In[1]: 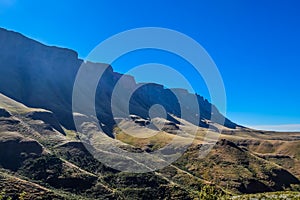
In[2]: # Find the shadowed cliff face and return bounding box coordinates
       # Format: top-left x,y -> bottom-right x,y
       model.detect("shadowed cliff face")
0,28 -> 80,130
0,27 -> 237,136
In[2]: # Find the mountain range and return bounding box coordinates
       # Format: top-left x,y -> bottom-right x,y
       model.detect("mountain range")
0,27 -> 300,199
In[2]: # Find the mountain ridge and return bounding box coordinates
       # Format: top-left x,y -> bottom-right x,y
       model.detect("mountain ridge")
0,27 -> 237,137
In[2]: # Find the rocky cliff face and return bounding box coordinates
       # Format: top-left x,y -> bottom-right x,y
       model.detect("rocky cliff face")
0,27 -> 237,136
0,28 -> 80,130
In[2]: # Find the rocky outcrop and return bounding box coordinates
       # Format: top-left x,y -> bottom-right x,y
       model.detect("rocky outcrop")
0,132 -> 43,170
0,108 -> 11,117
26,110 -> 65,134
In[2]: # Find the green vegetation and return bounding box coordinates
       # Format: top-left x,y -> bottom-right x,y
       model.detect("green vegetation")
18,155 -> 63,182
0,191 -> 27,200
234,191 -> 300,200
198,185 -> 229,200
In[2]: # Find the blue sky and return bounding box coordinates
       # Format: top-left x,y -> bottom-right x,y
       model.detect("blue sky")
1,0 -> 300,131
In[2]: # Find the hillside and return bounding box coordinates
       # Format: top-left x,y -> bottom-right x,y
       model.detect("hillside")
0,93 -> 299,199
0,27 -> 300,199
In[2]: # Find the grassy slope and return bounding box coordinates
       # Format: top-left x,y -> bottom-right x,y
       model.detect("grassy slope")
234,191 -> 300,200
115,120 -> 300,195
0,93 -> 45,114
0,93 -> 300,199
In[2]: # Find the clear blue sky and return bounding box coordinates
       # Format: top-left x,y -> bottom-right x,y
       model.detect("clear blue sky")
1,0 -> 300,131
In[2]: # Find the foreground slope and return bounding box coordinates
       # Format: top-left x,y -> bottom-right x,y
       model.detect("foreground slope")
0,93 -> 300,199
0,93 -> 210,199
